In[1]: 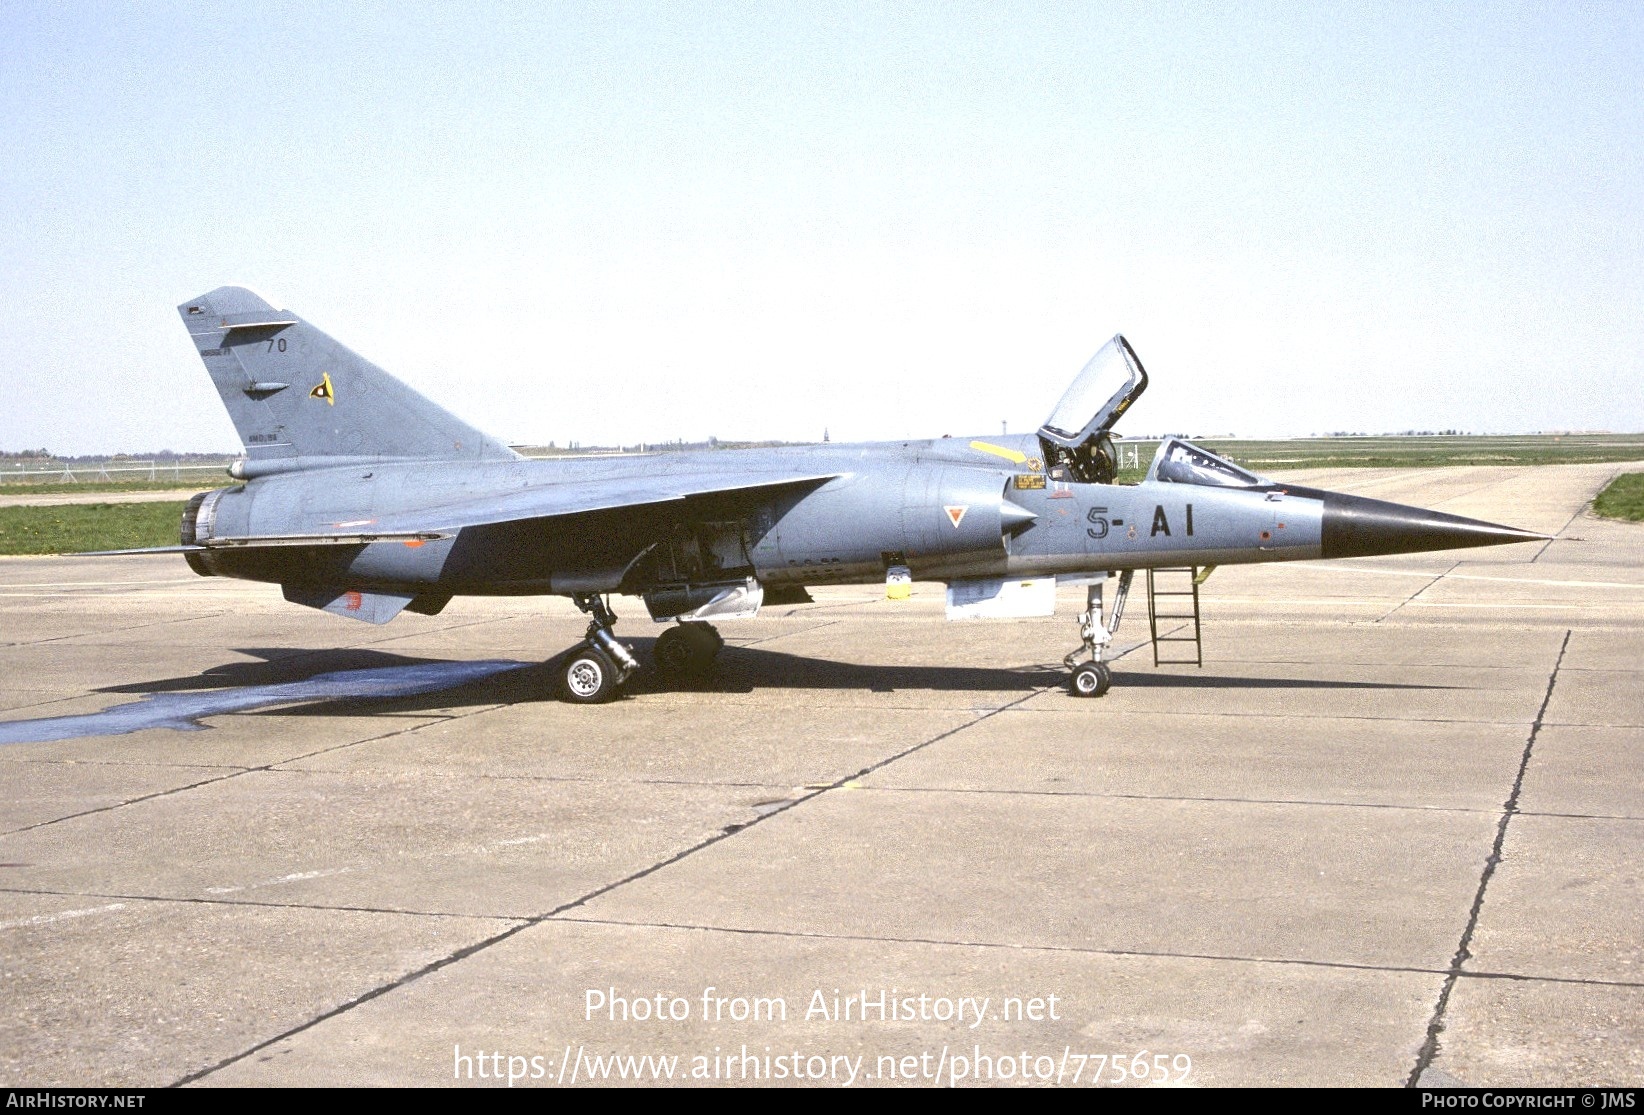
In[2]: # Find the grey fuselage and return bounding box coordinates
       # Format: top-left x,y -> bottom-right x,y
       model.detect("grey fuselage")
183,433 -> 1321,599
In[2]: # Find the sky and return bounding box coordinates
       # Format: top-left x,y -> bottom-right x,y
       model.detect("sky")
1,1 -> 1640,454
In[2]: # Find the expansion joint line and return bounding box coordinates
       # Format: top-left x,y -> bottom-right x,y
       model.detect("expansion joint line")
2,703 -> 491,837
1405,629 -> 1570,1087
169,680 -> 1056,1087
1532,463 -> 1626,563
1375,563 -> 1456,623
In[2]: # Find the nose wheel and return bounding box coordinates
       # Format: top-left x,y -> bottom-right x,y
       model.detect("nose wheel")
1070,661 -> 1113,698
1064,570 -> 1131,698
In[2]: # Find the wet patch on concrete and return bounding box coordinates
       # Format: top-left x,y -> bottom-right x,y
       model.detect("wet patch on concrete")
0,660 -> 528,745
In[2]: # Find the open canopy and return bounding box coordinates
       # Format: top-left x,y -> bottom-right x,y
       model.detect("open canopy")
1038,335 -> 1148,449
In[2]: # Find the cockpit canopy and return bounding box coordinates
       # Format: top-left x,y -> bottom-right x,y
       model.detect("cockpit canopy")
1038,335 -> 1148,449
1146,437 -> 1269,488
1036,335 -> 1149,484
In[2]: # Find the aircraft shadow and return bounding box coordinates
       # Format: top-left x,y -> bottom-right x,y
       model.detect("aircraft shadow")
626,644 -> 1059,697
97,648 -> 470,694
262,643 -> 1060,715
68,642 -> 1455,731
1101,672 -> 1452,691
625,646 -> 1453,696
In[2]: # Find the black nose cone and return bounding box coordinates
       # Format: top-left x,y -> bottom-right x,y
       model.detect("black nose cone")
1321,492 -> 1549,559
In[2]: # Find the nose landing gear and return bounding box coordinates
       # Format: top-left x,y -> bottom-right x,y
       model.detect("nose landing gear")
1064,570 -> 1132,698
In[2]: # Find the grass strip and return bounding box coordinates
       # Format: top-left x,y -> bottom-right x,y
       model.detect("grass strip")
1593,473 -> 1644,522
0,502 -> 187,555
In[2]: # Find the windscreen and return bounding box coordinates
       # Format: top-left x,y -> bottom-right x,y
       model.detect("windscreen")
1039,335 -> 1147,448
1148,438 -> 1265,488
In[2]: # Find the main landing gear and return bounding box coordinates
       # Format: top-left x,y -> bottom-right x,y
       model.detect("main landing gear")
559,596 -> 724,703
1064,570 -> 1132,699
560,595 -> 641,704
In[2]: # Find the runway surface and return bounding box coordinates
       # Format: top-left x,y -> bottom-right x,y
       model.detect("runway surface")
1,462 -> 1639,1087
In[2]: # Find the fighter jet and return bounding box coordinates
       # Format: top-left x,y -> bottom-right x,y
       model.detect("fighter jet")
113,286 -> 1544,702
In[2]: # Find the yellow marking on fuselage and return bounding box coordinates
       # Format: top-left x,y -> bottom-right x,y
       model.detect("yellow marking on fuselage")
969,440 -> 1026,464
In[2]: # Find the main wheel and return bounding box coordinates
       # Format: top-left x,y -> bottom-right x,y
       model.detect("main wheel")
654,623 -> 720,678
1070,661 -> 1112,698
653,625 -> 694,675
681,620 -> 723,652
561,644 -> 620,703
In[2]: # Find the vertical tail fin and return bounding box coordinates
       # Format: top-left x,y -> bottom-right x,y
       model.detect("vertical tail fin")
179,286 -> 518,472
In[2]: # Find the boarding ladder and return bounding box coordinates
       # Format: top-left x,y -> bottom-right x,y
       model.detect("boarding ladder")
1145,566 -> 1209,667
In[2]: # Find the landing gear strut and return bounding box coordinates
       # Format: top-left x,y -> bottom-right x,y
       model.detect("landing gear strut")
1064,570 -> 1132,698
561,594 -> 641,703
653,620 -> 723,679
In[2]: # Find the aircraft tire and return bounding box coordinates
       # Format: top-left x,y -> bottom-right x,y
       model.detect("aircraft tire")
561,644 -> 620,703
1071,661 -> 1110,698
682,620 -> 724,651
655,624 -> 718,678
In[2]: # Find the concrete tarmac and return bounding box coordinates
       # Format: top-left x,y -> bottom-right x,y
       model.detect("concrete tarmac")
1,462 -> 1640,1088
